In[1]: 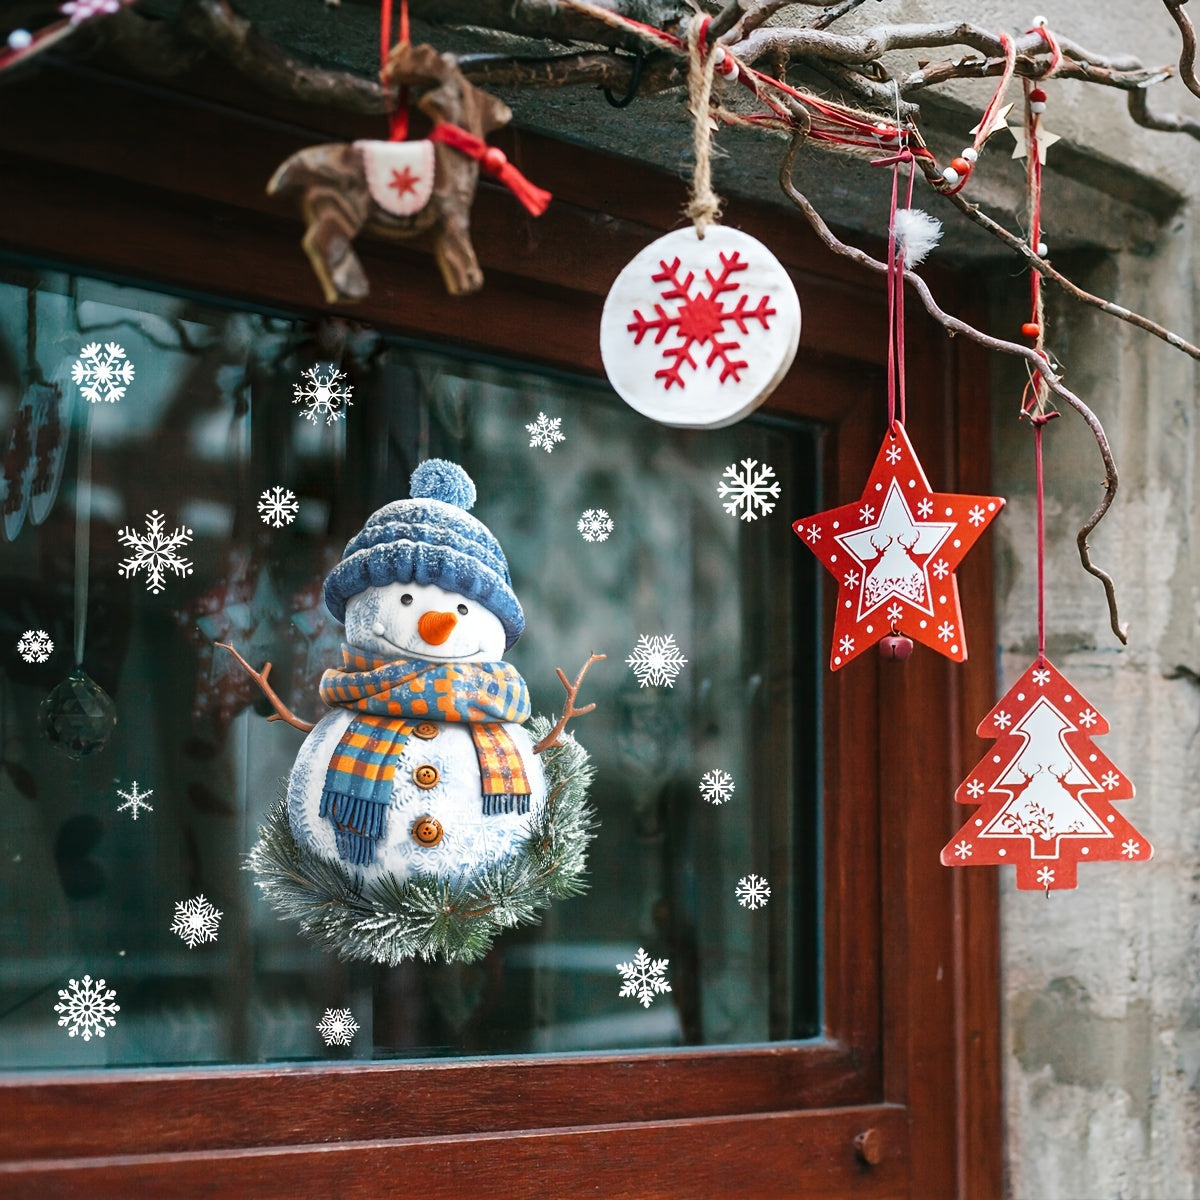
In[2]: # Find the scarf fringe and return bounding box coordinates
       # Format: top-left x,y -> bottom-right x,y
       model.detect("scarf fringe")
482,793 -> 531,816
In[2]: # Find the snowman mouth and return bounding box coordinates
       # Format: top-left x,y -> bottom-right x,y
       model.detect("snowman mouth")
374,631 -> 481,662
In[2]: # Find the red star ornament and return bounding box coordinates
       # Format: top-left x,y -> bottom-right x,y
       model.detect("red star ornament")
792,422 -> 1004,669
388,166 -> 420,198
941,657 -> 1151,891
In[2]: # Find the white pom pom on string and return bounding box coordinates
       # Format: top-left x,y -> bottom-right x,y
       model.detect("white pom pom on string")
892,208 -> 943,267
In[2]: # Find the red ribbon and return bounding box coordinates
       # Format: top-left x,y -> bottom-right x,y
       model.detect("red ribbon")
429,124 -> 552,217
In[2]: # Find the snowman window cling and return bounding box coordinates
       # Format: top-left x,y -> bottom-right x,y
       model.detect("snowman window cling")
228,460 -> 601,964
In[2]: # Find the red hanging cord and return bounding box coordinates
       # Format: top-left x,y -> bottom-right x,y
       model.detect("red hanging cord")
381,0 -> 411,142
883,155 -> 917,433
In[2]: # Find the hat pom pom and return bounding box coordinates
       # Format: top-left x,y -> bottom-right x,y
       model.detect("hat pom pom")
410,459 -> 476,511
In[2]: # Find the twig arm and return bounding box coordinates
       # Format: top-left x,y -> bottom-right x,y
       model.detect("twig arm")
216,642 -> 316,733
533,653 -> 606,754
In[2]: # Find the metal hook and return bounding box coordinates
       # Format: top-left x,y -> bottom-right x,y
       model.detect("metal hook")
604,49 -> 645,108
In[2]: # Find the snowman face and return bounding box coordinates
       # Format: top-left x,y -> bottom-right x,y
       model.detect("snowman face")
344,580 -> 507,662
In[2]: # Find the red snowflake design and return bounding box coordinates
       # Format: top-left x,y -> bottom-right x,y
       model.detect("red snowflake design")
389,166 -> 420,198
626,251 -> 776,390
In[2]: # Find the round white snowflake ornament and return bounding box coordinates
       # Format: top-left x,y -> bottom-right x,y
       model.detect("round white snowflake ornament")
600,225 -> 801,429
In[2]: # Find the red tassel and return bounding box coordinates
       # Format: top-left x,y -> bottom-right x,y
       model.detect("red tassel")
429,124 -> 552,217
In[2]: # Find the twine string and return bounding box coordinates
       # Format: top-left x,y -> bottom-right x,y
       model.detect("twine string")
685,16 -> 722,236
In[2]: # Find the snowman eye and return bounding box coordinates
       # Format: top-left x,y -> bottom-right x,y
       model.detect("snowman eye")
457,604 -> 468,616
401,593 -> 413,606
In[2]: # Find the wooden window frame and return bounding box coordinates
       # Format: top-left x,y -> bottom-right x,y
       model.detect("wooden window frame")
0,61 -> 1000,1198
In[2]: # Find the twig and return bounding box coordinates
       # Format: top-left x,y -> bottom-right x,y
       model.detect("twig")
216,642 -> 316,732
533,653 -> 606,754
930,184 -> 1200,361
1163,0 -> 1200,99
780,137 -> 1128,644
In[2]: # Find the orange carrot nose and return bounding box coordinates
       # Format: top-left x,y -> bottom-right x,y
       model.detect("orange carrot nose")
417,609 -> 458,646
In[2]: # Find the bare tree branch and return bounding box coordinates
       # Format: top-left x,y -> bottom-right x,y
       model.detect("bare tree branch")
1163,0 -> 1200,99
780,137 -> 1128,644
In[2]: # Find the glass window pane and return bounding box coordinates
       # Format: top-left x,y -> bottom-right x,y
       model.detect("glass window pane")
0,262 -> 819,1069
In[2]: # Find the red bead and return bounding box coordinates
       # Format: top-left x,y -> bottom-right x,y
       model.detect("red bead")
880,634 -> 914,661
950,157 -> 971,175
481,146 -> 507,174
1021,322 -> 1041,339
1030,88 -> 1048,104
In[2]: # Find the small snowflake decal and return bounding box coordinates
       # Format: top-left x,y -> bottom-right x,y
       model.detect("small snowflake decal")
966,779 -> 984,798
258,486 -> 299,528
931,558 -> 950,579
616,947 -> 672,1008
1121,839 -> 1141,859
967,505 -> 987,526
626,634 -> 688,688
526,411 -> 565,453
626,250 -> 777,390
17,629 -> 53,664
1101,770 -> 1121,791
294,364 -> 353,425
116,780 -> 154,821
1036,867 -> 1055,888
316,1007 -> 360,1047
699,768 -> 735,805
718,458 -> 781,522
993,710 -> 1012,730
858,504 -> 876,523
735,874 -> 771,909
170,894 -> 223,949
952,840 -> 973,859
838,635 -> 855,656
71,341 -> 134,404
886,603 -> 904,624
804,525 -> 820,544
577,508 -> 614,543
885,444 -> 902,464
917,497 -> 934,518
843,569 -> 860,590
54,974 -> 119,1041
937,620 -> 956,642
117,510 -> 194,594
1078,708 -> 1098,728
1032,668 -> 1051,687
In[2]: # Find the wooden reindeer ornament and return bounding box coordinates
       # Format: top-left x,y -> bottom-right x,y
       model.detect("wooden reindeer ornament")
268,42 -> 551,303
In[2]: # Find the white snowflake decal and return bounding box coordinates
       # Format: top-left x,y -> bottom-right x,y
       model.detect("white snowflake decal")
294,364 -> 353,425
71,341 -> 134,404
54,974 -> 119,1041
1101,770 -> 1121,791
967,504 -> 987,526
931,558 -> 950,579
885,444 -> 902,464
886,602 -> 904,624
1078,708 -> 1098,728
577,508 -> 614,543
316,1007 -> 360,1047
966,779 -> 984,798
952,839 -> 973,859
626,249 -> 777,390
717,458 -> 781,522
170,894 -> 223,949
735,873 -> 771,909
858,504 -> 876,523
626,634 -> 688,688
838,634 -> 855,656
17,629 -> 53,664
616,947 -> 672,1008
1036,867 -> 1055,887
937,620 -> 956,642
804,525 -> 820,544
1032,668 -> 1051,687
117,510 -> 194,594
116,780 -> 154,821
699,768 -> 735,806
917,498 -> 934,518
258,486 -> 299,528
526,411 -> 565,453
1121,839 -> 1141,859
843,569 -> 860,590
993,710 -> 1012,730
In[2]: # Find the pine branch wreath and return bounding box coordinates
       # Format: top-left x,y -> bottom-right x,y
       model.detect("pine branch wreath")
246,715 -> 596,964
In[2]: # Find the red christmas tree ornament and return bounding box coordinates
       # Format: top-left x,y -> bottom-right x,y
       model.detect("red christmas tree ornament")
941,657 -> 1151,891
792,421 -> 1004,669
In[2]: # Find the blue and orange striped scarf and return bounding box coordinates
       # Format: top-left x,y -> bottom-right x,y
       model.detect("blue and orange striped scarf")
318,647 -> 532,866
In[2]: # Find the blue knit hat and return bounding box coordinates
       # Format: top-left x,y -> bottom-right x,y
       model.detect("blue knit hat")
324,460 -> 524,649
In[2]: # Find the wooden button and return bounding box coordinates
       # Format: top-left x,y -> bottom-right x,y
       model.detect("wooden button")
413,764 -> 440,789
413,722 -> 439,740
412,815 -> 443,847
